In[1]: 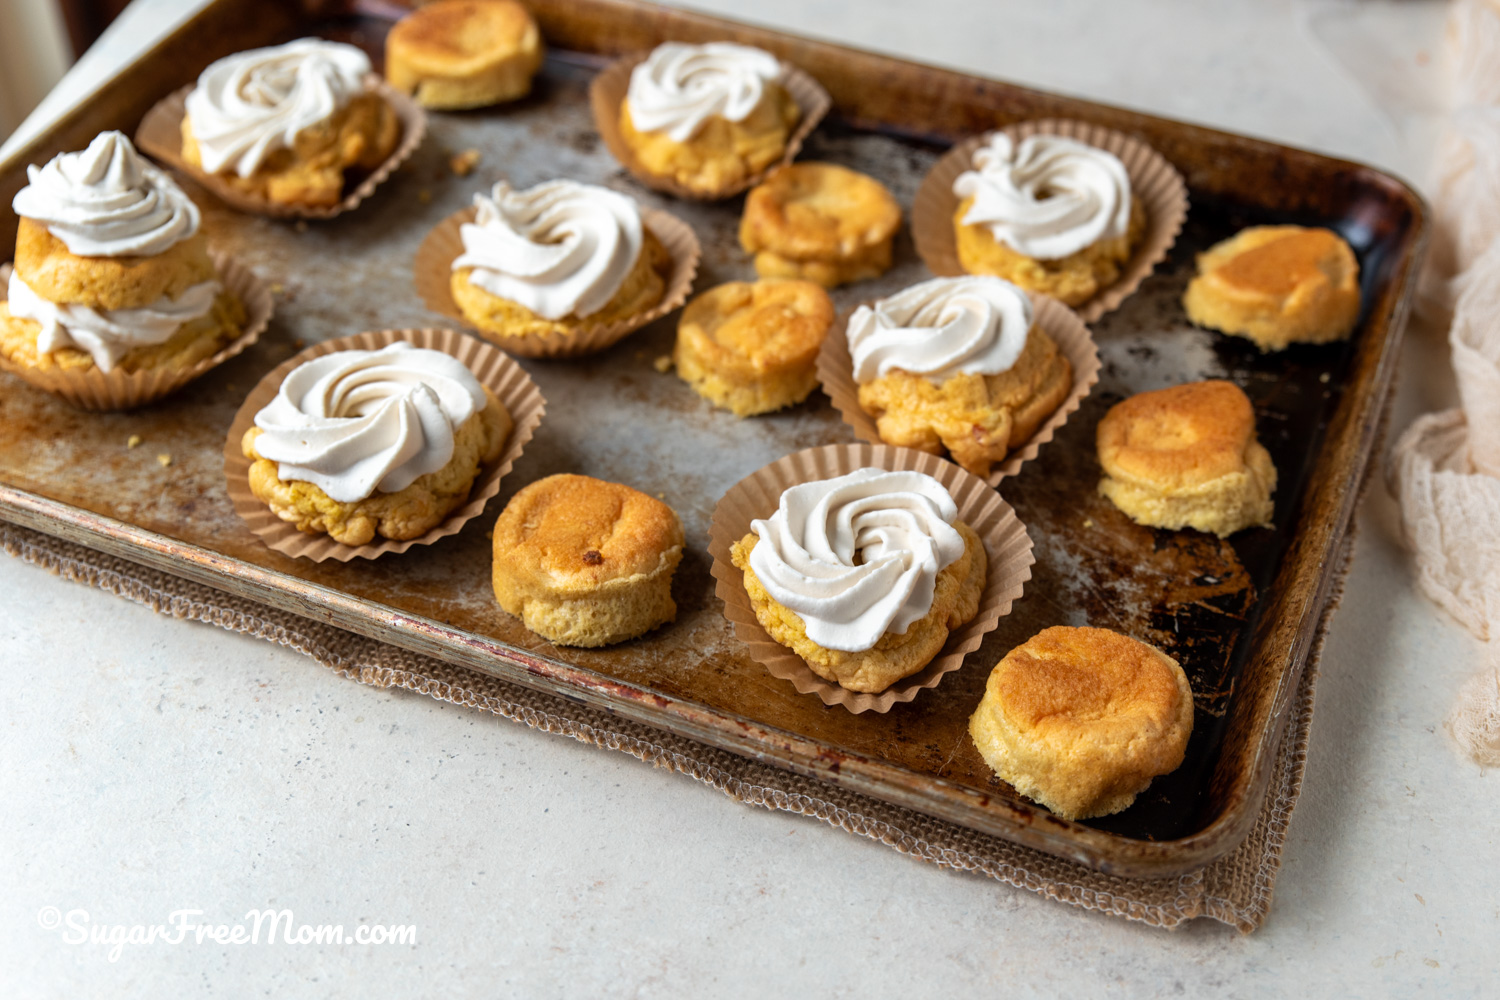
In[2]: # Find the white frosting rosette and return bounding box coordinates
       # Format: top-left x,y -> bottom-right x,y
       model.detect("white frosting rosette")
846,275 -> 1033,385
626,41 -> 783,142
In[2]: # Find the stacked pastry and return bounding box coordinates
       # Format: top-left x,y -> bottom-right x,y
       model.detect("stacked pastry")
1,131 -> 245,377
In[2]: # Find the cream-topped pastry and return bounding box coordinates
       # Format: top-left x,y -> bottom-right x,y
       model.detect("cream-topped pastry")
453,179 -> 643,321
847,276 -> 1032,384
13,131 -> 200,257
185,38 -> 374,178
626,42 -> 783,143
746,468 -> 967,652
251,343 -> 486,503
954,133 -> 1131,260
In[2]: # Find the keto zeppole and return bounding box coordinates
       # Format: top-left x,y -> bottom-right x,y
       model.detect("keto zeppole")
241,342 -> 512,545
847,276 -> 1073,479
181,38 -> 400,208
952,133 -> 1145,306
0,131 -> 246,376
728,468 -> 987,693
618,41 -> 801,196
449,179 -> 671,340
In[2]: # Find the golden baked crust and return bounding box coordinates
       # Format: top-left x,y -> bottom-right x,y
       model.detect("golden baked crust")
1096,379 -> 1276,537
620,82 -> 799,197
385,0 -> 544,109
955,196 -> 1146,307
672,278 -> 833,417
730,521 -> 986,693
242,389 -> 511,546
451,228 -> 671,341
491,474 -> 685,647
856,325 -> 1073,479
0,289 -> 245,374
968,625 -> 1193,821
182,91 -> 400,208
1182,225 -> 1360,351
14,218 -> 217,311
740,162 -> 901,288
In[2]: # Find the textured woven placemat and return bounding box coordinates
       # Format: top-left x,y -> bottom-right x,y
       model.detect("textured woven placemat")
1,520 -> 1345,933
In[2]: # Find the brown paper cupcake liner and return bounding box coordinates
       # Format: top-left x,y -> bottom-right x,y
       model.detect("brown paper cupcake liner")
223,328 -> 545,562
412,203 -> 701,359
912,119 -> 1189,323
815,291 -> 1100,485
0,251 -> 274,411
589,53 -> 832,201
707,443 -> 1035,714
134,76 -> 427,220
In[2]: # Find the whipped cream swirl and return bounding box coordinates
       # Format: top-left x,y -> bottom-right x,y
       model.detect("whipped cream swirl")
6,270 -> 219,372
953,133 -> 1132,260
748,468 -> 967,653
185,38 -> 372,178
626,41 -> 784,143
252,343 -> 486,503
453,180 -> 645,321
12,131 -> 200,257
847,276 -> 1033,385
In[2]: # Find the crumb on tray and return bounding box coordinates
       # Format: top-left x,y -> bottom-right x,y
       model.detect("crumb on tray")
449,149 -> 481,176
126,434 -> 142,449
157,454 -> 172,468
653,355 -> 673,373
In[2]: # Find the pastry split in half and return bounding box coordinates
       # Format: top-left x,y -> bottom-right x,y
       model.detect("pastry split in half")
491,474 -> 685,647
180,39 -> 401,208
242,342 -> 512,545
1096,379 -> 1276,537
847,276 -> 1072,479
619,41 -> 801,197
673,278 -> 833,417
1183,224 -> 1360,351
1,131 -> 246,377
951,132 -> 1144,307
729,467 -> 987,693
969,626 -> 1194,821
739,162 -> 901,288
385,0 -> 545,110
449,178 -> 672,341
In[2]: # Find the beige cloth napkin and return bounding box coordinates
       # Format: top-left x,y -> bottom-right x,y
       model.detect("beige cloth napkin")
1391,0 -> 1500,765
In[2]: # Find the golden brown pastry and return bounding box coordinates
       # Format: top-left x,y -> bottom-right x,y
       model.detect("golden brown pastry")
1182,225 -> 1360,351
1096,379 -> 1276,537
491,474 -> 685,647
385,0 -> 545,110
619,41 -> 800,197
740,162 -> 901,288
968,626 -> 1194,821
672,279 -> 833,417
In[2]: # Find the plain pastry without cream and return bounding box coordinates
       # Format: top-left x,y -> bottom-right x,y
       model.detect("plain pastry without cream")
490,474 -> 685,647
848,276 -> 1073,479
0,131 -> 246,376
449,178 -> 671,341
241,342 -> 511,545
619,41 -> 800,197
385,0 -> 544,109
968,626 -> 1194,821
1182,225 -> 1361,351
181,38 -> 401,208
1096,379 -> 1276,537
739,162 -> 901,288
672,278 -> 833,417
728,468 -> 987,693
951,132 -> 1145,306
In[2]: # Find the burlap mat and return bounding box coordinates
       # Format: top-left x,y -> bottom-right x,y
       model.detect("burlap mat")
0,519 -> 1346,933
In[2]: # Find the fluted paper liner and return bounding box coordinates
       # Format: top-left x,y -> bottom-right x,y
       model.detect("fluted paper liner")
223,328 -> 545,562
912,119 -> 1188,323
589,53 -> 831,201
0,251 -> 273,411
815,292 -> 1100,485
708,443 -> 1034,714
412,204 -> 701,359
134,77 -> 426,220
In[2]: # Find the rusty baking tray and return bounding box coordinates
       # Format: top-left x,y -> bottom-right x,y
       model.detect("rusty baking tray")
0,0 -> 1426,877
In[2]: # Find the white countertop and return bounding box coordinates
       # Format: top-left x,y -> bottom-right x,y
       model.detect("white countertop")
4,1 -> 1498,995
